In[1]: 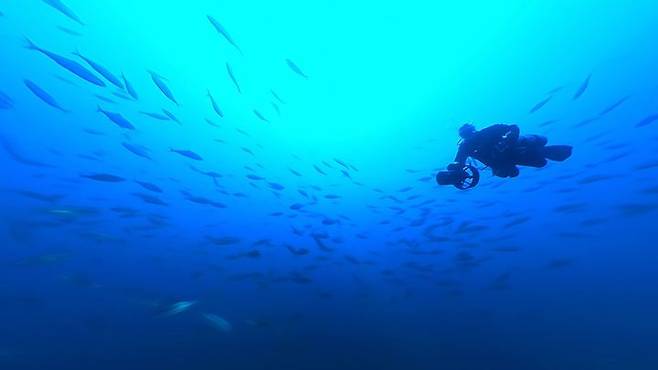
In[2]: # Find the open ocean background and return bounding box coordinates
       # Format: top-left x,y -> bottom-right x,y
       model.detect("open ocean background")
1,1 -> 658,369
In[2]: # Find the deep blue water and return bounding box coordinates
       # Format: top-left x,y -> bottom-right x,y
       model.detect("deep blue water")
1,1 -> 658,369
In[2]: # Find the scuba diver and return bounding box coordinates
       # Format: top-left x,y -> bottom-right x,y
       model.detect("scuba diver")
436,123 -> 572,189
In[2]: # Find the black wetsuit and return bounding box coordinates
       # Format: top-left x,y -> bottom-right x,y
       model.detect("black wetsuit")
455,124 -> 521,177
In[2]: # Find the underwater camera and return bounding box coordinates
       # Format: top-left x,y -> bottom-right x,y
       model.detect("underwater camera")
436,163 -> 480,190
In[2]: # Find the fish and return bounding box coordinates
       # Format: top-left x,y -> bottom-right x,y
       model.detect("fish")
42,0 -> 84,25
634,160 -> 658,171
122,73 -> 138,100
286,59 -> 308,79
135,181 -> 162,193
289,168 -> 302,176
635,113 -> 658,128
25,38 -> 105,86
207,236 -> 240,246
598,95 -> 629,116
0,91 -> 13,109
94,94 -> 117,104
547,258 -> 572,270
170,148 -> 203,161
287,246 -> 309,256
268,182 -> 285,191
572,116 -> 599,128
538,119 -> 558,127
253,110 -> 269,123
271,102 -> 280,116
618,203 -> 657,216
14,190 -> 64,203
205,118 -> 220,128
97,106 -> 135,129
57,26 -> 82,36
72,50 -> 123,88
161,301 -> 196,317
162,109 -> 181,124
203,313 -> 233,333
133,192 -> 167,206
271,90 -> 285,104
313,165 -> 326,175
207,90 -> 223,118
529,95 -> 552,114
148,71 -> 178,105
578,174 -> 618,185
0,137 -> 54,168
189,165 -> 222,185
289,203 -> 304,210
246,174 -> 265,181
207,15 -> 241,53
111,91 -> 131,100
81,173 -> 125,182
572,74 -> 591,100
23,79 -> 67,112
140,111 -> 171,121
226,63 -> 241,93
121,142 -> 151,159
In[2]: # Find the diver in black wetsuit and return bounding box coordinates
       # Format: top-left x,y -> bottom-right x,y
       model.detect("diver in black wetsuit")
449,123 -> 572,179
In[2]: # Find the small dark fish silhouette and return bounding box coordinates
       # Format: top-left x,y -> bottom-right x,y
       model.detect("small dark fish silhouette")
313,165 -> 326,175
133,192 -> 167,206
0,91 -> 13,109
207,90 -> 224,118
98,106 -> 135,129
25,38 -> 104,86
24,79 -> 67,112
162,109 -> 181,124
635,113 -> 658,128
207,15 -> 242,53
0,137 -> 54,167
287,245 -> 309,256
148,71 -> 178,105
529,95 -> 552,114
268,182 -> 285,191
121,142 -> 151,160
73,50 -> 123,88
226,63 -> 241,94
141,111 -> 171,121
538,119 -> 558,127
598,95 -> 629,116
547,258 -> 572,270
42,0 -> 84,25
578,174 -> 619,184
122,73 -> 138,100
171,148 -> 203,161
253,110 -> 269,123
286,59 -> 308,79
572,74 -> 591,100
135,181 -> 162,193
271,90 -> 286,104
207,236 -> 241,246
57,26 -> 83,36
82,173 -> 124,182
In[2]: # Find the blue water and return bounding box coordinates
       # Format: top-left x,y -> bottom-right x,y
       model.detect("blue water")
1,1 -> 658,369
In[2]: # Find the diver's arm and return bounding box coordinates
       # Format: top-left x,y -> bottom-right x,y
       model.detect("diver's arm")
453,142 -> 469,166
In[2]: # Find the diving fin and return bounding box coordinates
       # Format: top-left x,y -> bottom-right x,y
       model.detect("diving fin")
543,145 -> 572,162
